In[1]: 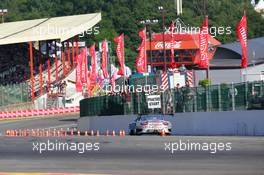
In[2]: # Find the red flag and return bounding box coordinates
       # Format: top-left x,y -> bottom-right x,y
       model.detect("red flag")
86,71 -> 92,96
236,15 -> 248,68
198,16 -> 209,69
76,50 -> 83,92
170,22 -> 175,64
114,34 -> 125,75
80,49 -> 87,84
136,28 -> 147,73
101,40 -> 108,79
89,44 -> 97,85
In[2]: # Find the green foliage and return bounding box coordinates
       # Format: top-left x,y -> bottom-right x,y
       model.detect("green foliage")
220,83 -> 229,90
0,0 -> 264,68
199,79 -> 211,87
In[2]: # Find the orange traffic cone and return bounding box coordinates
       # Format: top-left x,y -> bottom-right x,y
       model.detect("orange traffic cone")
161,130 -> 166,137
14,130 -> 18,137
112,130 -> 116,136
42,129 -> 45,137
11,130 -> 15,137
70,130 -> 74,136
122,130 -> 126,136
77,131 -> 81,137
96,130 -> 100,137
85,131 -> 88,136
53,129 -> 56,137
91,130 -> 94,136
57,130 -> 60,137
23,129 -> 26,137
106,129 -> 109,136
19,129 -> 22,137
5,130 -> 10,136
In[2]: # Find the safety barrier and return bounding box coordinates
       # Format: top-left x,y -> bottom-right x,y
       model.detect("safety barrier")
0,106 -> 79,119
4,128 -> 127,137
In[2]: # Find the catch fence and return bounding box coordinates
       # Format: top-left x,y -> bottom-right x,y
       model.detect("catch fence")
80,81 -> 264,116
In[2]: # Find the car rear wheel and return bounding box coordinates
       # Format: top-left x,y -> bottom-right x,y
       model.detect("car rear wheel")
129,129 -> 137,135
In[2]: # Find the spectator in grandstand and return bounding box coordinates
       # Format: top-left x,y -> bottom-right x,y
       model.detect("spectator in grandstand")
82,83 -> 88,97
61,81 -> 67,94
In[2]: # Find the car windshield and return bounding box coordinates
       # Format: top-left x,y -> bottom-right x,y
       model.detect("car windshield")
141,115 -> 164,121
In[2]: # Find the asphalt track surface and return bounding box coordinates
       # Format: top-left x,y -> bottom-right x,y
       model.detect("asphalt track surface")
0,115 -> 264,175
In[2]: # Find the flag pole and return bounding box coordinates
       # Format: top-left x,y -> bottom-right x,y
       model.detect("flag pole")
122,34 -> 126,93
244,9 -> 247,82
206,15 -> 210,80
144,27 -> 147,72
29,41 -> 34,104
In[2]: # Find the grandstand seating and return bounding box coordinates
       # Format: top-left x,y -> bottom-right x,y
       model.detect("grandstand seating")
0,42 -> 74,109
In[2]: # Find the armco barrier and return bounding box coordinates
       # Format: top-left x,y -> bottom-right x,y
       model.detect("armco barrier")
0,106 -> 79,119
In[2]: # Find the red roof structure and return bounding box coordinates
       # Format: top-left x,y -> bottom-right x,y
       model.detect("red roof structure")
145,32 -> 221,69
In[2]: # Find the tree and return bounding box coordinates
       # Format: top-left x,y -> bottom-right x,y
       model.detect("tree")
1,0 -> 263,68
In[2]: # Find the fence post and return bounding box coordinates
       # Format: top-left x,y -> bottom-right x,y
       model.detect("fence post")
193,87 -> 197,112
205,86 -> 209,112
218,84 -> 222,111
172,89 -> 175,114
137,92 -> 141,114
260,80 -> 263,96
245,81 -> 248,109
20,83 -> 23,102
208,85 -> 212,112
231,82 -> 235,111
7,85 -> 10,105
0,86 -> 2,106
130,93 -> 134,115
1,86 -> 3,106
106,95 -> 109,111
162,91 -> 166,114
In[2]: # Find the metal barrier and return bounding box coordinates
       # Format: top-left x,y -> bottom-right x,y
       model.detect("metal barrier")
0,102 -> 33,112
80,81 -> 264,117
0,82 -> 30,107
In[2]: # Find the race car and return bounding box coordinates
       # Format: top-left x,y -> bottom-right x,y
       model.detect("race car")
129,115 -> 172,135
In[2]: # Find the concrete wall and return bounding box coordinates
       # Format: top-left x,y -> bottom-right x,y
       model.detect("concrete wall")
78,110 -> 264,136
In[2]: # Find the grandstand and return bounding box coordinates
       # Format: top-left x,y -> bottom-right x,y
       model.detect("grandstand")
0,13 -> 101,111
